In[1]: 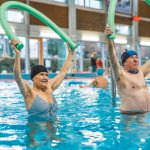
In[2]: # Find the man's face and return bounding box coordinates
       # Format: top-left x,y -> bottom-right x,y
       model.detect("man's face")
124,55 -> 139,70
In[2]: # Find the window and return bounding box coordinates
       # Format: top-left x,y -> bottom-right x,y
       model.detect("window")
19,37 -> 26,59
116,0 -> 132,15
140,46 -> 150,65
0,36 -> 4,57
75,0 -> 84,6
76,0 -> 103,10
0,36 -> 26,73
30,39 -> 39,59
77,41 -> 103,71
106,0 -> 132,15
7,10 -> 25,23
115,44 -> 130,65
116,24 -> 131,35
43,38 -> 66,72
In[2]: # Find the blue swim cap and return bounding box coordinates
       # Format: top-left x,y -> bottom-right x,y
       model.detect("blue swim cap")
121,49 -> 137,66
96,68 -> 104,76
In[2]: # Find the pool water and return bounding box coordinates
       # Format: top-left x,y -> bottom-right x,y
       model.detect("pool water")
0,79 -> 150,150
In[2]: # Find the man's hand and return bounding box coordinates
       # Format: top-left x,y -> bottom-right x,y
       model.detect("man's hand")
105,26 -> 113,36
9,39 -> 20,55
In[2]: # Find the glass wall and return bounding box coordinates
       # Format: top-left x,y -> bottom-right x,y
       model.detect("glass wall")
29,39 -> 39,69
0,35 -> 26,73
0,35 -> 10,73
140,46 -> 150,65
76,41 -> 105,72
0,36 -> 67,74
115,44 -> 129,64
0,9 -> 26,73
0,35 -> 149,74
115,44 -> 150,67
43,38 -> 66,73
75,41 -> 129,74
0,37 -> 3,57
70,42 -> 147,73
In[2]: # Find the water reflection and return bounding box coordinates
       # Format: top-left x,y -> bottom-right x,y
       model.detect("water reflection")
121,113 -> 150,131
26,121 -> 61,148
80,129 -> 105,146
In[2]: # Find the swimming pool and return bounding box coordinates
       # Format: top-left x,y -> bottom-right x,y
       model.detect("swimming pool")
0,79 -> 150,150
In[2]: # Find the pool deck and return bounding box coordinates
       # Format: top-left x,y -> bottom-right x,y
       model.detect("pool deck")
0,73 -> 97,80
0,73 -> 149,81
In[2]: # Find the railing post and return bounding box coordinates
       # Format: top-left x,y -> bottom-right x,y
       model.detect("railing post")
111,73 -> 116,105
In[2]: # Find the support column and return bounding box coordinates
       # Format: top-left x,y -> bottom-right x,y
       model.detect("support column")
101,44 -> 106,68
68,0 -> 76,41
132,0 -> 141,65
25,0 -> 30,73
39,38 -> 43,65
68,0 -> 77,72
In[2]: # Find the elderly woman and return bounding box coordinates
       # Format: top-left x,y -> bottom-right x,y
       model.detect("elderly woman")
10,39 -> 74,122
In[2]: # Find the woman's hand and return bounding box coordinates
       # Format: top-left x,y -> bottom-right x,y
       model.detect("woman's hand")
79,84 -> 87,88
9,39 -> 20,55
79,85 -> 84,88
66,44 -> 74,56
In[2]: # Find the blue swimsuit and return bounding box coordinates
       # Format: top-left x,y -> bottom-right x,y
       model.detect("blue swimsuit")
27,94 -> 58,122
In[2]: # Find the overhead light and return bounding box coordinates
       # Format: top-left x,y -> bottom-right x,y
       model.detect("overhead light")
140,41 -> 150,46
140,37 -> 150,46
82,33 -> 99,42
7,10 -> 24,23
40,31 -> 60,39
114,38 -> 127,44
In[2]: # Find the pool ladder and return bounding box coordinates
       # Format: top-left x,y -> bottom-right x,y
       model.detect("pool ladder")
111,74 -> 116,105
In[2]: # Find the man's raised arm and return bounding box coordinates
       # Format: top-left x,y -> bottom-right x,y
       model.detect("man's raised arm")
141,60 -> 150,77
105,27 -> 123,83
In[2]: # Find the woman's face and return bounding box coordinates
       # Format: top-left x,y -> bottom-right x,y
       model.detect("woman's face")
33,72 -> 49,89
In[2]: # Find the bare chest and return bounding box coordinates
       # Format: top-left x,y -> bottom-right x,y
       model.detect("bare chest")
118,72 -> 148,95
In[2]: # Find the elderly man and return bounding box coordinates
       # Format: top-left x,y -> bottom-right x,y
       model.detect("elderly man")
105,26 -> 150,114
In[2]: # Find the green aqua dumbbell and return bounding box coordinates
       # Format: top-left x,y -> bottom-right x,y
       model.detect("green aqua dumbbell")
0,1 -> 78,50
107,0 -> 117,39
144,0 -> 150,6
